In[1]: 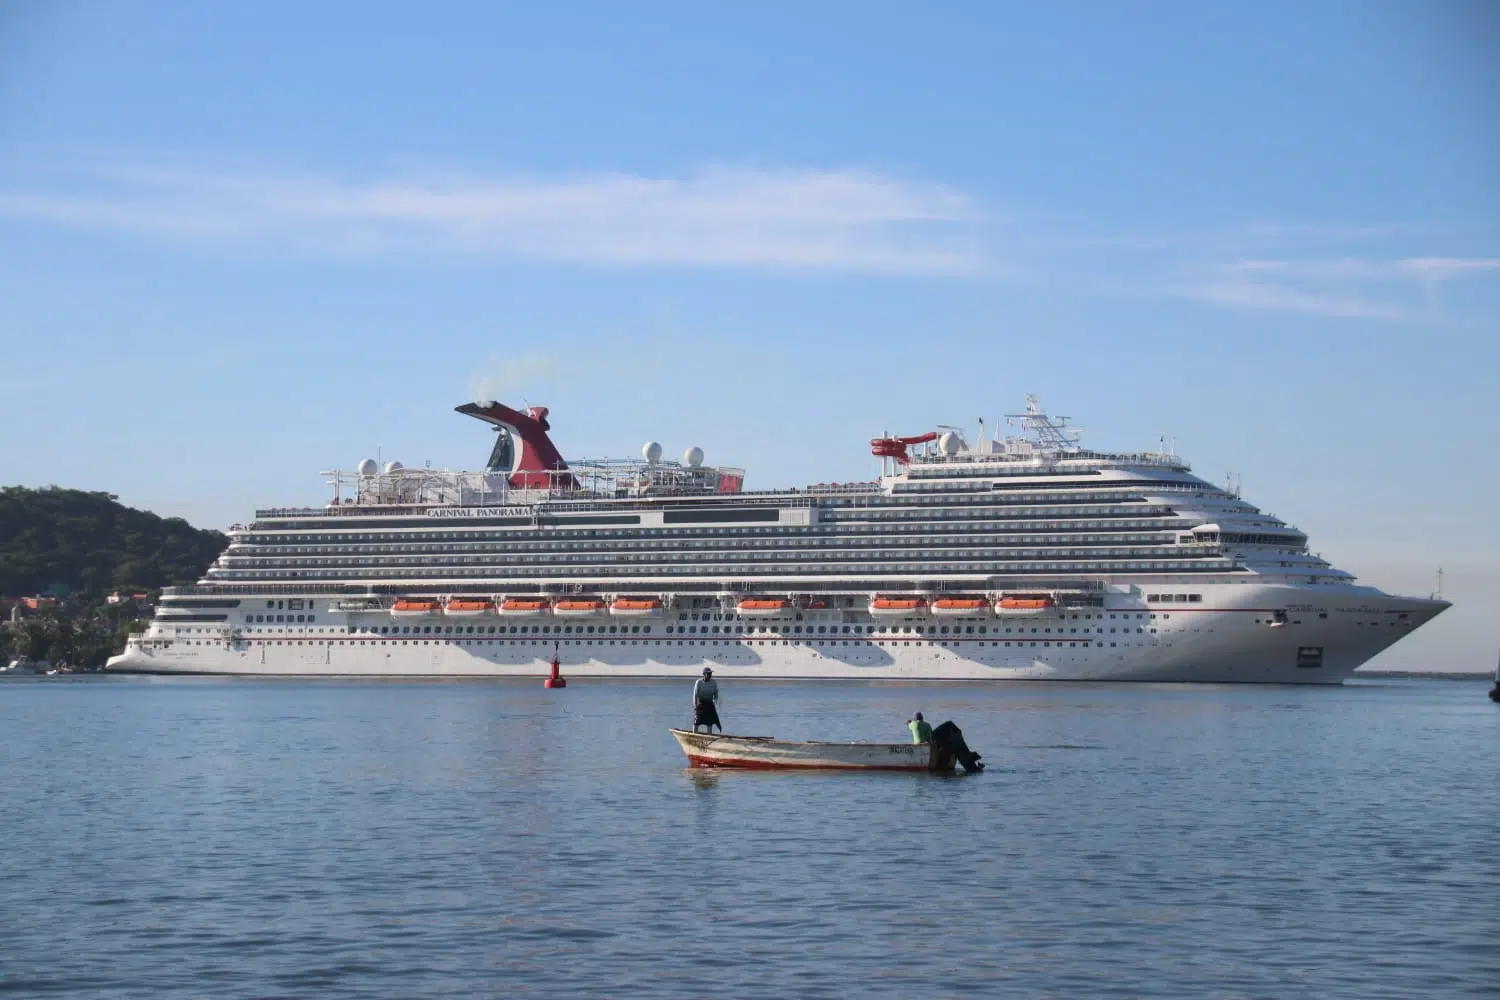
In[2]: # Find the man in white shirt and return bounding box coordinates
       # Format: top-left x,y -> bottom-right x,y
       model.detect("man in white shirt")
692,667 -> 722,733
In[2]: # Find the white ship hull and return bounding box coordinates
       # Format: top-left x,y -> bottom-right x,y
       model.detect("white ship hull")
107,585 -> 1447,684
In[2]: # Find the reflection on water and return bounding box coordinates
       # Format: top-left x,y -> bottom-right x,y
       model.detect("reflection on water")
1,675 -> 1495,998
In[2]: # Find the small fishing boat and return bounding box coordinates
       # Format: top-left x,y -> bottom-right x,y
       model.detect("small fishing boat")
669,724 -> 984,773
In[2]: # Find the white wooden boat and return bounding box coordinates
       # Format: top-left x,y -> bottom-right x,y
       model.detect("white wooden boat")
669,728 -> 933,771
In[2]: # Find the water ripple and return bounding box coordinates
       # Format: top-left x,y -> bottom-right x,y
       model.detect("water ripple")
1,675 -> 1496,998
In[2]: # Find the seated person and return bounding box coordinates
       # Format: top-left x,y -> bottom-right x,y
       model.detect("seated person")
907,711 -> 933,744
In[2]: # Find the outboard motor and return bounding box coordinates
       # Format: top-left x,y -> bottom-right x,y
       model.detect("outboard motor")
930,721 -> 984,773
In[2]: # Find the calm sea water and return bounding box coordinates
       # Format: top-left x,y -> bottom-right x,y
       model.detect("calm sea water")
1,675 -> 1494,999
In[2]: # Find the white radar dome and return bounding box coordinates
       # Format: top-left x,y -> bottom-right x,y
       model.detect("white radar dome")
357,458 -> 378,477
938,431 -> 962,456
684,446 -> 705,468
643,441 -> 663,464
384,460 -> 404,474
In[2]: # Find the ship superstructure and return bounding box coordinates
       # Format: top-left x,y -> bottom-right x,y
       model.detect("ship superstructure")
108,397 -> 1448,682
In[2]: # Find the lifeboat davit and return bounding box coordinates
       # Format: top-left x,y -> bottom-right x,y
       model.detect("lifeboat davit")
737,597 -> 791,617
869,595 -> 928,617
498,597 -> 551,616
931,596 -> 989,616
391,598 -> 442,617
800,596 -> 831,610
444,597 -> 496,616
611,596 -> 662,617
553,597 -> 606,617
995,594 -> 1055,616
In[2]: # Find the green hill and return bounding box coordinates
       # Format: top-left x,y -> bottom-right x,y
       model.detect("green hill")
0,486 -> 227,597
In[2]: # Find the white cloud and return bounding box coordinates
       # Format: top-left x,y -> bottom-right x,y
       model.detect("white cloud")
1177,277 -> 1424,321
1227,256 -> 1500,282
1171,254 -> 1500,321
2,155 -> 1496,319
0,161 -> 990,277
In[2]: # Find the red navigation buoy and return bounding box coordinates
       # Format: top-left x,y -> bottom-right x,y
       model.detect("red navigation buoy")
544,648 -> 566,688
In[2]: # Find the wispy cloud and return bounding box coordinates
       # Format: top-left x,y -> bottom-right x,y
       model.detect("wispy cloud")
0,160 -> 989,277
2,155 -> 1496,321
1175,277 -> 1428,321
1227,256 -> 1500,282
1171,254 -> 1500,322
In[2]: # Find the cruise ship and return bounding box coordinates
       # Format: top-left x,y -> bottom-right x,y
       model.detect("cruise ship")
107,397 -> 1448,682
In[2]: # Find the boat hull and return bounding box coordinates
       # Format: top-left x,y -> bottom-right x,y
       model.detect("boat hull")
669,729 -> 931,770
106,584 -> 1449,684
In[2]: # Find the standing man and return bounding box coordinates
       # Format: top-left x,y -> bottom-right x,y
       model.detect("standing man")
907,711 -> 932,744
692,667 -> 722,733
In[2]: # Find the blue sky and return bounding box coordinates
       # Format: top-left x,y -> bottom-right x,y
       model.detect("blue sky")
1,1 -> 1497,671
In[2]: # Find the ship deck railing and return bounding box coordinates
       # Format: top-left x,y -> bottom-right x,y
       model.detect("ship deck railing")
252,487 -> 889,521
162,575 -> 1121,600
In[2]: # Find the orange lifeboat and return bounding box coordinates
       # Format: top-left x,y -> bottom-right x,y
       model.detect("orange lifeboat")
931,596 -> 988,616
611,596 -> 662,617
553,597 -> 606,617
869,595 -> 928,617
391,598 -> 442,617
800,596 -> 831,610
737,597 -> 790,617
444,597 -> 496,617
995,594 -> 1055,615
498,597 -> 551,616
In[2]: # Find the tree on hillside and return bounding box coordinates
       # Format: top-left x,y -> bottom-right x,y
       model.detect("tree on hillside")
0,487 -> 225,598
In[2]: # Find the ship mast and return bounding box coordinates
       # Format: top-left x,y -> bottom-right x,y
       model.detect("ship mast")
1006,395 -> 1082,453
